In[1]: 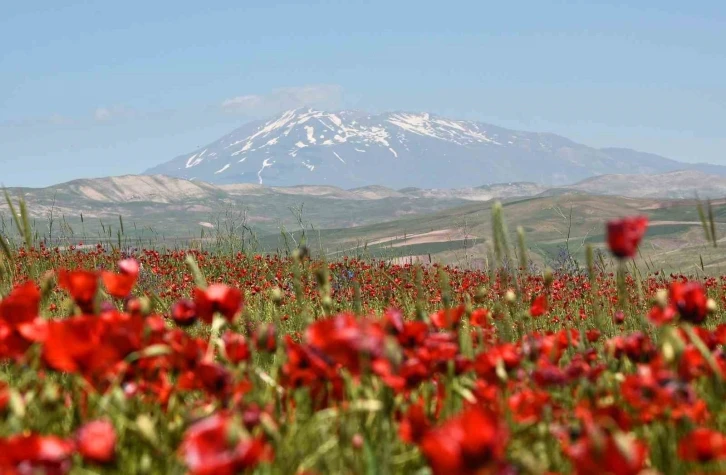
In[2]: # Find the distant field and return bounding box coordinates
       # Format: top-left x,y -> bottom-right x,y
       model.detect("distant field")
3,184 -> 724,273
260,194 -> 726,274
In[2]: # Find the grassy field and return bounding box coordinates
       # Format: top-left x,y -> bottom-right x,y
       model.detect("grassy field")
0,196 -> 725,473
255,194 -> 726,274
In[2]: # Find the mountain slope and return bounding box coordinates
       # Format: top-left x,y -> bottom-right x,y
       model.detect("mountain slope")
0,175 -> 473,238
565,170 -> 726,199
145,108 -> 726,188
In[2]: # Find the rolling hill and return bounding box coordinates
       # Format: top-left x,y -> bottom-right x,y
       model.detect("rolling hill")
2,173 -> 725,273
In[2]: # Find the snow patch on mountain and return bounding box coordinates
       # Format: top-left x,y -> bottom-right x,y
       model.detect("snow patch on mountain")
215,164 -> 230,174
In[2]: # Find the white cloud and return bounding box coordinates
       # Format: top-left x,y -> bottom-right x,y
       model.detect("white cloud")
221,84 -> 344,115
221,95 -> 264,110
93,106 -> 135,122
1,114 -> 74,128
94,107 -> 112,122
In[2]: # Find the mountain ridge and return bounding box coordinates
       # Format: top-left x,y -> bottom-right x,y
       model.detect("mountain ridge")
5,169 -> 726,215
145,108 -> 726,189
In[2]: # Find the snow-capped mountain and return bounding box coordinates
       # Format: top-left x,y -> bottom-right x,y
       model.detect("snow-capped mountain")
145,109 -> 726,188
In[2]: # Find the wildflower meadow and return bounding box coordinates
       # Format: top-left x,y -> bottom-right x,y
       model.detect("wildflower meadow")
0,199 -> 725,474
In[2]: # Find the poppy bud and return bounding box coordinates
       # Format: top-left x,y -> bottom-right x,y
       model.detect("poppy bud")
125,297 -> 142,315
384,336 -> 403,367
40,270 -> 56,300
314,267 -> 328,288
661,326 -> 685,363
613,310 -> 625,325
352,433 -> 364,450
135,414 -> 157,445
662,341 -> 675,363
124,296 -> 151,316
270,287 -> 283,305
543,268 -> 554,287
655,289 -> 668,308
254,324 -> 277,352
40,383 -> 61,407
8,389 -> 25,418
474,286 -> 487,303
225,416 -> 247,447
707,298 -> 717,313
505,289 -> 517,304
139,454 -> 152,473
293,245 -> 309,262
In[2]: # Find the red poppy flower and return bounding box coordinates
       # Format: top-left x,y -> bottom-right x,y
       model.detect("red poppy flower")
305,313 -> 386,375
647,303 -> 677,326
58,269 -> 99,312
222,331 -> 250,365
474,343 -> 521,382
383,308 -> 405,334
606,332 -> 658,363
0,383 -> 8,413
678,427 -> 726,462
42,313 -> 143,387
398,401 -> 430,444
508,389 -> 550,423
101,258 -> 139,298
76,419 -> 117,464
469,308 -> 489,327
193,284 -> 243,324
606,216 -> 648,259
178,412 -> 272,475
171,300 -> 197,327
42,316 -> 102,373
419,406 -> 508,475
0,433 -> 74,474
178,361 -> 232,398
281,336 -> 337,393
670,281 -> 709,324
0,281 -> 40,328
395,321 -> 429,349
564,426 -> 648,475
430,306 -> 465,330
530,294 -> 548,317
0,281 -> 47,360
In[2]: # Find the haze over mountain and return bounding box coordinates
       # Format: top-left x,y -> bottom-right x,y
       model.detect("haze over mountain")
145,109 -> 726,189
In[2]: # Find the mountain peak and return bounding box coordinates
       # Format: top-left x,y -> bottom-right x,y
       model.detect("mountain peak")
145,109 -> 726,189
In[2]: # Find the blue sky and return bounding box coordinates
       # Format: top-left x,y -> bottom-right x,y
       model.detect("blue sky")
1,0 -> 724,187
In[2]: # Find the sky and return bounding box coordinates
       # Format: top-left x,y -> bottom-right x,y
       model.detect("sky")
1,0 -> 725,187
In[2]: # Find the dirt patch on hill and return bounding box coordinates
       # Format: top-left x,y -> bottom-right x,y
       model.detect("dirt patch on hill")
370,229 -> 474,247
